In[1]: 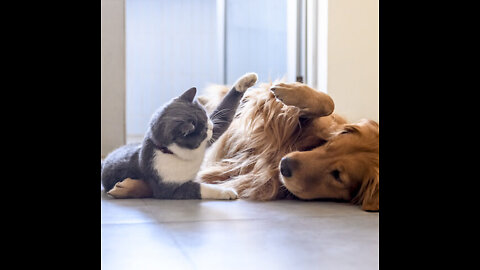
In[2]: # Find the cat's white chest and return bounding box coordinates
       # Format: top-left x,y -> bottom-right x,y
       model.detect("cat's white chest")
152,141 -> 207,184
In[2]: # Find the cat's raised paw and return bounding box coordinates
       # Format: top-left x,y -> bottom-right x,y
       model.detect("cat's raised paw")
233,72 -> 258,92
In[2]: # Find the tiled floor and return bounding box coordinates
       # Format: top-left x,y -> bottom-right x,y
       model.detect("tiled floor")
101,187 -> 379,270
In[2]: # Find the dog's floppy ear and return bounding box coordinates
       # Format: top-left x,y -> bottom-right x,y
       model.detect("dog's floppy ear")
353,168 -> 379,212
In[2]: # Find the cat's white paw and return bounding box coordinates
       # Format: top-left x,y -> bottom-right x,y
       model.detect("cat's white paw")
200,183 -> 238,200
233,72 -> 258,92
217,188 -> 238,200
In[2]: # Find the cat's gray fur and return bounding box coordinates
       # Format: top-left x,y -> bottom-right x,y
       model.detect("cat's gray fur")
101,73 -> 258,199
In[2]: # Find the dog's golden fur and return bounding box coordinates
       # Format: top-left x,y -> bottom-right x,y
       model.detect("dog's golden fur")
199,82 -> 304,200
108,81 -> 379,211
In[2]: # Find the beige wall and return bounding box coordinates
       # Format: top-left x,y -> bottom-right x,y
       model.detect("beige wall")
101,0 -> 126,157
327,0 -> 379,123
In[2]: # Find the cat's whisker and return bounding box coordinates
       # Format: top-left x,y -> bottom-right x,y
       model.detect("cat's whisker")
209,138 -> 216,144
212,119 -> 229,125
210,108 -> 230,120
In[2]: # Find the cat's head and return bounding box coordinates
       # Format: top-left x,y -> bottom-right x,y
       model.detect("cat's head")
148,87 -> 213,150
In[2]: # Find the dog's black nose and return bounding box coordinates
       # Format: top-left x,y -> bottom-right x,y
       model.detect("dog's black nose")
280,157 -> 293,177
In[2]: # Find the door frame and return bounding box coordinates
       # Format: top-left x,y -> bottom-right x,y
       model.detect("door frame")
101,0 -> 126,157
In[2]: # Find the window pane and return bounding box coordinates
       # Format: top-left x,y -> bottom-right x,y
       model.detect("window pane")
225,0 -> 288,84
126,0 -> 220,140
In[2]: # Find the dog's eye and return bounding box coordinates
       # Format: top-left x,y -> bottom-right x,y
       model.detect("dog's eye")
339,126 -> 359,135
331,170 -> 342,182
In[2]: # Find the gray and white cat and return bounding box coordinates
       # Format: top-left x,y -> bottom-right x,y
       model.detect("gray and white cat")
101,73 -> 258,199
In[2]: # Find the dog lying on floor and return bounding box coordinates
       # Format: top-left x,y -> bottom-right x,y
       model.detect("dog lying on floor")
107,81 -> 379,211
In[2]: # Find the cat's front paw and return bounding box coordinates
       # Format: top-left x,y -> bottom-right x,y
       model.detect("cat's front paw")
217,187 -> 238,200
200,183 -> 239,200
233,72 -> 258,92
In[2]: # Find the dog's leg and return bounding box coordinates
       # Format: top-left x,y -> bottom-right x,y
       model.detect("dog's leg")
270,82 -> 335,118
208,72 -> 258,145
107,178 -> 153,199
198,163 -> 238,184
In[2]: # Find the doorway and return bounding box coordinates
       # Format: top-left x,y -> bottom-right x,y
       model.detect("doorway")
125,0 -> 303,143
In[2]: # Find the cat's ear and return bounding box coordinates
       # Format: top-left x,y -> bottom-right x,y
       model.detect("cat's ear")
178,87 -> 197,103
179,122 -> 195,137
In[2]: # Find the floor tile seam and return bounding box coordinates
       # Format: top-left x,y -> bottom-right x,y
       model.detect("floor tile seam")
288,213 -> 377,219
101,221 -> 198,269
129,214 -> 374,224
101,213 -> 373,225
163,227 -> 198,269
101,218 -> 264,226
101,220 -> 158,226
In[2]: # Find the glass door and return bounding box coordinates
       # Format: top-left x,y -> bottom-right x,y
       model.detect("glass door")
224,0 -> 289,84
125,0 -> 302,142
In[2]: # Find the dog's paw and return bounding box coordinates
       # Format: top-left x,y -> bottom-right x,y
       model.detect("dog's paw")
233,72 -> 258,92
107,180 -> 131,199
200,184 -> 239,200
270,82 -> 305,108
107,178 -> 152,199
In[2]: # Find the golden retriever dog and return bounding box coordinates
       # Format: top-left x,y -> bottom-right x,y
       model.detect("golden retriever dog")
108,81 -> 379,211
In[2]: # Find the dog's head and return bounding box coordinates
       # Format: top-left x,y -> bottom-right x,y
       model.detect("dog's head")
279,119 -> 379,211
